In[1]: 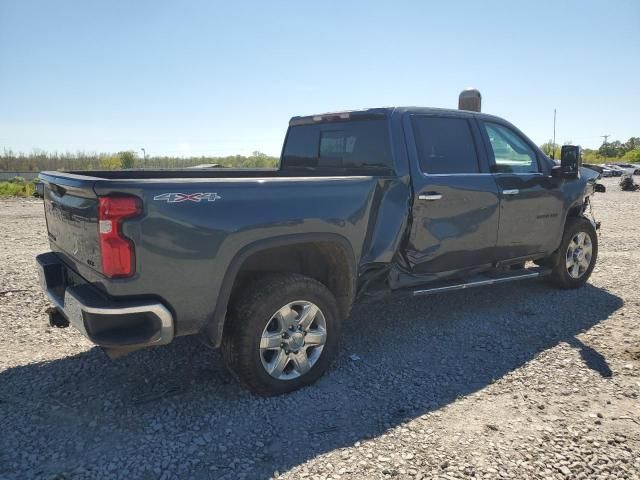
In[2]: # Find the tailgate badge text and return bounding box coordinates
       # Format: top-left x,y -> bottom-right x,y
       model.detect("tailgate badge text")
153,193 -> 222,203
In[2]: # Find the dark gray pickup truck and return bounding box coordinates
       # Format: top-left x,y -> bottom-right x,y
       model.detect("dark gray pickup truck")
37,107 -> 603,394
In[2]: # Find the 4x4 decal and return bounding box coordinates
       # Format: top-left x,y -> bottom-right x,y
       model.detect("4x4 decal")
153,192 -> 221,203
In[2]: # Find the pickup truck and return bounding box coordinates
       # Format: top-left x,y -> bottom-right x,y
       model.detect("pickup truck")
37,107 -> 603,395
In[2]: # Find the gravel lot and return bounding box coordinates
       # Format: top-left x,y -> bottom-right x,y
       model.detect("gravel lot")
1,177 -> 638,480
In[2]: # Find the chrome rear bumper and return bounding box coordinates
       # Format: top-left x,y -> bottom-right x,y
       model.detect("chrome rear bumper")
36,252 -> 174,349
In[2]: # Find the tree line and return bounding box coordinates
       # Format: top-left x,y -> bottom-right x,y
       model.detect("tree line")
540,137 -> 640,164
0,149 -> 279,172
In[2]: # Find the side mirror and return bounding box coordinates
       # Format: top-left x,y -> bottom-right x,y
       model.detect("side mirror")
559,145 -> 582,179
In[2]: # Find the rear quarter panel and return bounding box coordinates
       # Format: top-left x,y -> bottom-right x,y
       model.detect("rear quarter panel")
90,176 -> 394,336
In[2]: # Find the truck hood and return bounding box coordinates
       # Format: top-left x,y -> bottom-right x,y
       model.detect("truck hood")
580,166 -> 600,182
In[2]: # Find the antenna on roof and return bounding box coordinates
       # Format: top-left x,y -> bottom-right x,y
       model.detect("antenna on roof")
458,88 -> 481,112
552,109 -> 557,159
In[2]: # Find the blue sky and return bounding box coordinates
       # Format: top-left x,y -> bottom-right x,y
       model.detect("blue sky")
1,0 -> 638,157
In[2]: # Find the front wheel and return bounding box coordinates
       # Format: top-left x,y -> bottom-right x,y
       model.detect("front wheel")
221,273 -> 341,395
544,217 -> 598,289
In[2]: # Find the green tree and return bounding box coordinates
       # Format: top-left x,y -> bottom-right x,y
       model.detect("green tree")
540,140 -> 561,158
623,137 -> 640,153
247,150 -> 277,168
622,149 -> 640,163
118,151 -> 137,169
99,155 -> 122,170
598,141 -> 622,158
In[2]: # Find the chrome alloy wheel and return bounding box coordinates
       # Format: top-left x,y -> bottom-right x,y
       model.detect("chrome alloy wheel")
566,231 -> 593,279
259,301 -> 327,380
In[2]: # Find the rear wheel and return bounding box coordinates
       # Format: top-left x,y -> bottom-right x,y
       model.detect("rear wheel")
221,273 -> 340,395
544,217 -> 598,289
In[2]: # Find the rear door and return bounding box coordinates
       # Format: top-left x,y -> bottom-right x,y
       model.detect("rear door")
478,120 -> 564,260
404,114 -> 500,275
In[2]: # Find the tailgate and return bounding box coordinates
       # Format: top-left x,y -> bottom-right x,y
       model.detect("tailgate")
41,172 -> 102,272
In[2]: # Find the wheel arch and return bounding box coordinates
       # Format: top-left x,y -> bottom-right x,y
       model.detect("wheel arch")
543,213 -> 598,289
205,233 -> 357,348
539,201 -> 596,269
551,196 -> 593,253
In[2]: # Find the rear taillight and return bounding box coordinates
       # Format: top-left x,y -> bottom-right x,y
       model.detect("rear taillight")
98,196 -> 141,278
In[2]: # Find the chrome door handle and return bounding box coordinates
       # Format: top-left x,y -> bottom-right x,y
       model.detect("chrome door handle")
502,189 -> 519,196
418,194 -> 443,201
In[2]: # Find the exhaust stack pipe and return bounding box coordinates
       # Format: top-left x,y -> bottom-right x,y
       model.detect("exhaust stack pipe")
459,88 -> 482,112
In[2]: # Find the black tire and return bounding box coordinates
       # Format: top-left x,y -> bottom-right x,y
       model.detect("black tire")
544,217 -> 598,289
221,273 -> 341,395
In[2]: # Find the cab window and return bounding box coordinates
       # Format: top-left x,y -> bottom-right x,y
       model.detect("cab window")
282,119 -> 393,173
483,122 -> 539,174
412,116 -> 480,174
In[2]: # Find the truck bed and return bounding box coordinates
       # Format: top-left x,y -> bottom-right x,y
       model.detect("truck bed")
38,169 -> 408,340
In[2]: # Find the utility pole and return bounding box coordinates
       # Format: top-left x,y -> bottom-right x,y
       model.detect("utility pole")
552,109 -> 557,159
141,148 -> 146,168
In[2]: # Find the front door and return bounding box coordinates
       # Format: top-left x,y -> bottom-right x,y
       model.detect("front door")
405,114 -> 500,275
479,120 -> 565,260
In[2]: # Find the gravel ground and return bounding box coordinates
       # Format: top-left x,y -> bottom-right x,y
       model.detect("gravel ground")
0,177 -> 638,480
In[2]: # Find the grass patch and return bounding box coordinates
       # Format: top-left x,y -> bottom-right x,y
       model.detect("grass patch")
0,178 -> 36,197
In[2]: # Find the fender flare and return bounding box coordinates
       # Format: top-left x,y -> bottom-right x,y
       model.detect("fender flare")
204,233 -> 357,347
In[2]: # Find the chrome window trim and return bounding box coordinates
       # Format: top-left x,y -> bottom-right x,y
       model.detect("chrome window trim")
424,173 -> 492,177
492,172 -> 545,177
424,172 -> 545,177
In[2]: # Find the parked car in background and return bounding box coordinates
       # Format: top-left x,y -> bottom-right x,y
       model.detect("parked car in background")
602,165 -> 623,176
600,166 -> 616,177
606,164 -> 635,176
612,163 -> 640,175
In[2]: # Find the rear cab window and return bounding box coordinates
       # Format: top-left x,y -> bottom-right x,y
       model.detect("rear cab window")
281,119 -> 393,174
411,116 -> 480,174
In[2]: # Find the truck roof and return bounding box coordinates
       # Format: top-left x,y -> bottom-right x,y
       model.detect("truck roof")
289,107 -> 504,126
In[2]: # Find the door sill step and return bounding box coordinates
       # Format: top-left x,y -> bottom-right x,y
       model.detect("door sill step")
412,266 -> 550,297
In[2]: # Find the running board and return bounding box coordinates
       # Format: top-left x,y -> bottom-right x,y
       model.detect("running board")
412,267 -> 550,297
